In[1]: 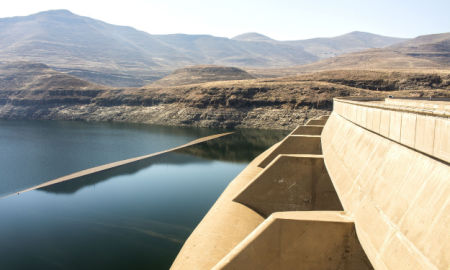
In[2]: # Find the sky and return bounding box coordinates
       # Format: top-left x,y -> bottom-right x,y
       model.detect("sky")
0,0 -> 449,40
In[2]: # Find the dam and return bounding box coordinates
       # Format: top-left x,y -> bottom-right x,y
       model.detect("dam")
171,97 -> 449,269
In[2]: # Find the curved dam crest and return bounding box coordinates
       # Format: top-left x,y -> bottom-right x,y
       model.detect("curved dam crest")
172,97 -> 449,269
2,132 -> 233,199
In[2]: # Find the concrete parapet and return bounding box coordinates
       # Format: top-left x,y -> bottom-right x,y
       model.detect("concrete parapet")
385,98 -> 450,112
333,98 -> 449,163
258,135 -> 322,168
290,125 -> 323,136
213,211 -> 373,270
234,154 -> 343,217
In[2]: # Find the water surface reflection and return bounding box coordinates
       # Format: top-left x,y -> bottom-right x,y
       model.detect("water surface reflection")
0,128 -> 287,269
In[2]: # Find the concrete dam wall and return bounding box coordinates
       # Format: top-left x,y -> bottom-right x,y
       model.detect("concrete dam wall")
171,97 -> 449,269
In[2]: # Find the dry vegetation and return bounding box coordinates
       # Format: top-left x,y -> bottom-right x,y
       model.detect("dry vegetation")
151,66 -> 255,87
118,69 -> 450,108
1,19 -> 448,130
0,62 -> 104,91
0,61 -> 449,130
248,32 -> 450,78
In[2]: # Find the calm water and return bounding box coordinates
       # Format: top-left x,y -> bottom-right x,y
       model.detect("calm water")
0,120 -> 287,269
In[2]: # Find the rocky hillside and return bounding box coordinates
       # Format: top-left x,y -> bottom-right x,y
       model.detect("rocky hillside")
0,10 -> 406,86
284,33 -> 450,73
151,66 -> 255,86
0,62 -> 448,130
283,31 -> 407,59
232,31 -> 405,59
249,32 -> 450,78
389,32 -> 450,66
0,62 -> 104,90
288,70 -> 450,91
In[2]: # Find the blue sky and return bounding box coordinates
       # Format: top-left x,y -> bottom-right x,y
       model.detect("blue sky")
1,0 -> 449,40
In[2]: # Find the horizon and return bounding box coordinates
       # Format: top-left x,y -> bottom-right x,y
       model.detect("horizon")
1,9 -> 419,41
0,0 -> 449,40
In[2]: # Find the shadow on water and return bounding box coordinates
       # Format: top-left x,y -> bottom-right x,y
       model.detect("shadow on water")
176,128 -> 289,162
38,152 -> 208,194
0,126 -> 289,270
38,129 -> 288,195
0,120 -> 228,197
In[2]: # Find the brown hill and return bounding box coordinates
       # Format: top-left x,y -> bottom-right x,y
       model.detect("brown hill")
0,62 -> 106,108
250,33 -> 450,77
284,31 -> 407,59
0,10 -> 407,86
0,61 -> 104,90
389,32 -> 450,65
303,32 -> 450,70
151,66 -> 255,86
1,64 -> 448,129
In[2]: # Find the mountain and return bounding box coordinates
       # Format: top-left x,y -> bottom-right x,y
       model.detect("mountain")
232,33 -> 275,42
0,10 -> 315,86
152,65 -> 255,86
0,61 -> 104,91
0,10 -> 175,87
148,34 -> 317,68
0,61 -> 106,113
285,31 -> 408,58
283,32 -> 450,72
0,10 -> 408,87
389,32 -> 450,65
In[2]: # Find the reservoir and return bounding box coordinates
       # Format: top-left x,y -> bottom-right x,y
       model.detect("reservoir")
0,120 -> 287,269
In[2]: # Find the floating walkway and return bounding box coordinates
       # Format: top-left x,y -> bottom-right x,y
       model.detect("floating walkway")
172,97 -> 449,270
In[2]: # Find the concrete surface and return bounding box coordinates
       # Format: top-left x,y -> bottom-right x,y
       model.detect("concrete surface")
323,98 -> 449,269
306,119 -> 327,125
258,135 -> 322,168
290,125 -> 323,135
234,154 -> 343,217
384,98 -> 450,112
213,211 -> 373,270
172,97 -> 449,270
170,144 -> 279,269
334,98 -> 449,162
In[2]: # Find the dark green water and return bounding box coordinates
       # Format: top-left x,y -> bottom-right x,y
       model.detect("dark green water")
0,120 -> 287,269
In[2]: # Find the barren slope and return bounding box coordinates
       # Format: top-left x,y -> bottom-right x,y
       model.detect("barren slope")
151,66 -> 255,87
0,63 -> 448,130
250,32 -> 450,77
0,10 -> 408,86
0,62 -> 104,91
